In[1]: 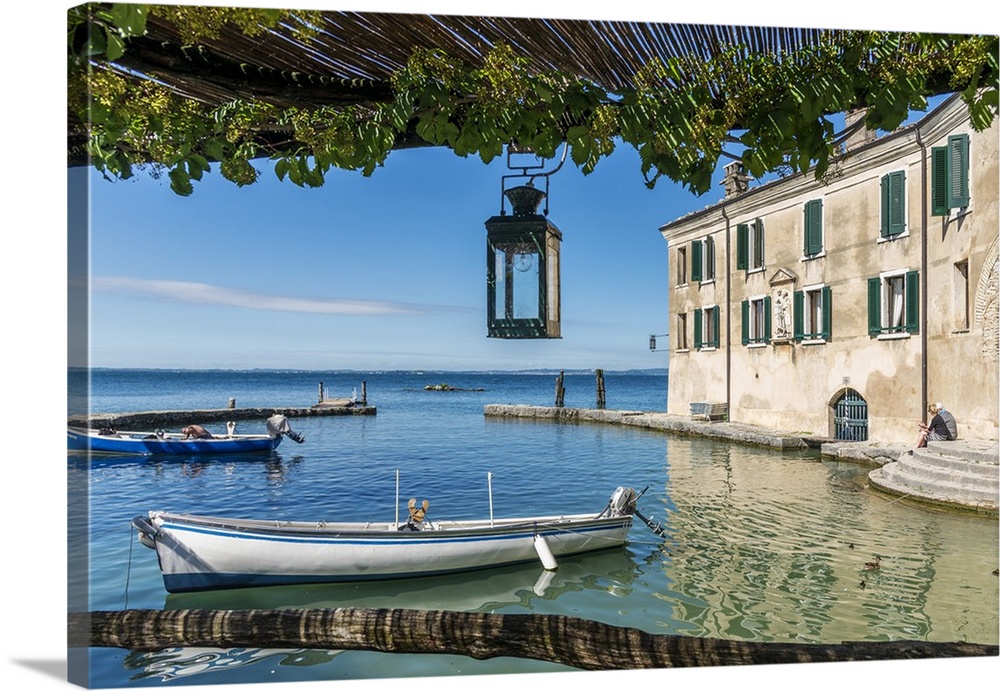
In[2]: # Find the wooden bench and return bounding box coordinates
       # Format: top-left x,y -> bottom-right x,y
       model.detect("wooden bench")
689,402 -> 728,421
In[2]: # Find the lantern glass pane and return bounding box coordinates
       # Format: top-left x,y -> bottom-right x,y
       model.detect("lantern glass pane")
512,251 -> 540,319
493,248 -> 507,320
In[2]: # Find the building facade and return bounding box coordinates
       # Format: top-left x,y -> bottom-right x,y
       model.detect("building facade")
660,95 -> 999,444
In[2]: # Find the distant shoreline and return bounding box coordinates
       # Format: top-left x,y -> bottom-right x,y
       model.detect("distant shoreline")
73,366 -> 669,376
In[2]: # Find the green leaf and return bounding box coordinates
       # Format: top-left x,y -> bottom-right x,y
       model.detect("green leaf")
109,4 -> 148,37
168,167 -> 193,196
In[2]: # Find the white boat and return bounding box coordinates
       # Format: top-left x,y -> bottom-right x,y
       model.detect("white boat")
132,486 -> 640,593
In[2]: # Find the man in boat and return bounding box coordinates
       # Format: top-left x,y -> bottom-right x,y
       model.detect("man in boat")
181,424 -> 213,440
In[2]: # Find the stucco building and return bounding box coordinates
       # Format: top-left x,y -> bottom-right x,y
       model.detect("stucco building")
659,94 -> 999,444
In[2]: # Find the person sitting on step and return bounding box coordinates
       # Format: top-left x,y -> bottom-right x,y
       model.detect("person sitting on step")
916,403 -> 951,448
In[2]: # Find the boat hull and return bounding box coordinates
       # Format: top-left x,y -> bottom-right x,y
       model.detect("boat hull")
134,511 -> 634,593
68,428 -> 281,455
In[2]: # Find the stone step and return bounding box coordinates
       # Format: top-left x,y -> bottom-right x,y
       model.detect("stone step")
909,448 -> 1000,478
925,440 -> 999,464
869,466 -> 999,507
881,457 -> 998,489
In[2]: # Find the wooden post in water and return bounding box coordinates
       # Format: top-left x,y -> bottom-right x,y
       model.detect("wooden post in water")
596,369 -> 606,409
361,381 -> 367,406
318,382 -> 324,404
70,608 -> 999,671
554,371 -> 565,407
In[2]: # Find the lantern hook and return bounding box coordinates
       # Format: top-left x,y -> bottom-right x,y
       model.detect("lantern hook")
500,142 -> 569,216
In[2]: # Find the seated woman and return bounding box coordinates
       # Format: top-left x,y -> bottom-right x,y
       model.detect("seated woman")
181,424 -> 213,440
916,404 -> 950,447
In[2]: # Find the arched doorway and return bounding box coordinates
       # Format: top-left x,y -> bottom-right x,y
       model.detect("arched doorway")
831,388 -> 868,441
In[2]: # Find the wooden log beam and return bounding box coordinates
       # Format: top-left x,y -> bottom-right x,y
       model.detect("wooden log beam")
68,608 -> 998,671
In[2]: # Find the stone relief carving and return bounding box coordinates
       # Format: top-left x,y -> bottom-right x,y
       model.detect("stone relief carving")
768,268 -> 796,342
773,288 -> 791,340
976,237 -> 999,362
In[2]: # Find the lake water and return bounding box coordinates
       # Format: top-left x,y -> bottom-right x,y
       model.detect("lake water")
69,369 -> 999,688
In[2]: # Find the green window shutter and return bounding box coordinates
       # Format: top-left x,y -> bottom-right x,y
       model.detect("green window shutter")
821,286 -> 832,340
741,300 -> 749,345
763,296 -> 772,343
881,173 -> 906,237
694,309 -> 702,350
888,171 -> 905,236
868,277 -> 881,336
804,200 -> 822,255
931,146 -> 949,216
705,236 -> 715,279
754,218 -> 765,267
712,307 -> 720,348
905,270 -> 920,333
736,224 -> 748,270
880,174 -> 890,237
691,240 -> 703,282
947,134 -> 970,208
793,290 -> 804,341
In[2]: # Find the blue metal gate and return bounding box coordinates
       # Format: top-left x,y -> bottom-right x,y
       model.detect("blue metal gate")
834,389 -> 868,441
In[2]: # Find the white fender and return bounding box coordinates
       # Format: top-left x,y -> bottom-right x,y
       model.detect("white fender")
534,534 -> 558,571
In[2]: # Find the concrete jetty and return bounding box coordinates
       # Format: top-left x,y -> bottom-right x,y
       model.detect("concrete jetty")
68,402 -> 375,430
483,404 -> 998,515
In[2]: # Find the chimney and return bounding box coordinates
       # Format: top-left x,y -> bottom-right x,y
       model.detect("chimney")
844,108 -> 877,152
721,161 -> 752,199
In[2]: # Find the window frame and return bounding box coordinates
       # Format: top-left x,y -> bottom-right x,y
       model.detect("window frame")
693,305 -> 720,350
793,284 -> 832,342
676,312 -> 689,351
675,245 -> 688,286
931,133 -> 970,216
691,235 -> 715,284
736,218 -> 765,273
868,269 -> 919,337
741,295 -> 771,346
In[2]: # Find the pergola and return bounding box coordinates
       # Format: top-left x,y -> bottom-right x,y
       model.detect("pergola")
69,8 -> 991,171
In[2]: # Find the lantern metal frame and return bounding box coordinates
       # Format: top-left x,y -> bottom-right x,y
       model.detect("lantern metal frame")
484,144 -> 567,339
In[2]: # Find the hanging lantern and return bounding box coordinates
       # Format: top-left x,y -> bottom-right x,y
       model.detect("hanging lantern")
485,181 -> 561,338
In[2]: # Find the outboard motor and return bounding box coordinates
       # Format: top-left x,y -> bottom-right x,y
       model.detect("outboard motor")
266,414 -> 305,444
607,486 -> 637,517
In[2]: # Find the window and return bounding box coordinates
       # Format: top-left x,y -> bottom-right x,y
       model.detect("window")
693,306 -> 720,350
868,270 -> 919,336
736,219 -> 765,272
741,296 -> 771,345
879,171 -> 906,238
803,199 -> 824,256
793,285 -> 832,341
931,133 -> 970,216
676,312 -> 688,350
676,246 -> 688,285
691,236 -> 715,282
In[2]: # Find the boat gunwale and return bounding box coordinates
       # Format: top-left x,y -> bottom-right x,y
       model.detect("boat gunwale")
143,510 -> 633,541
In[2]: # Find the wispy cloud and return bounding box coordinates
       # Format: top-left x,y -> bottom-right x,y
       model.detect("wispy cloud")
90,276 -> 436,315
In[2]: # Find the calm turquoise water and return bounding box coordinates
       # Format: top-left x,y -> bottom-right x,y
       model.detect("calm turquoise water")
70,369 -> 998,688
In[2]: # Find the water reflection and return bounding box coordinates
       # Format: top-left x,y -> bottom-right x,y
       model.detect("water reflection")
649,438 -> 999,645
124,647 -> 341,682
162,547 -> 639,612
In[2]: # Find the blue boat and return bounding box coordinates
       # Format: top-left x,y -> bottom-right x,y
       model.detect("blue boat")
67,414 -> 304,456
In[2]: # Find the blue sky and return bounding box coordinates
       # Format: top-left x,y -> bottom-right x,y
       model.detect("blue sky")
79,137 -> 713,371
